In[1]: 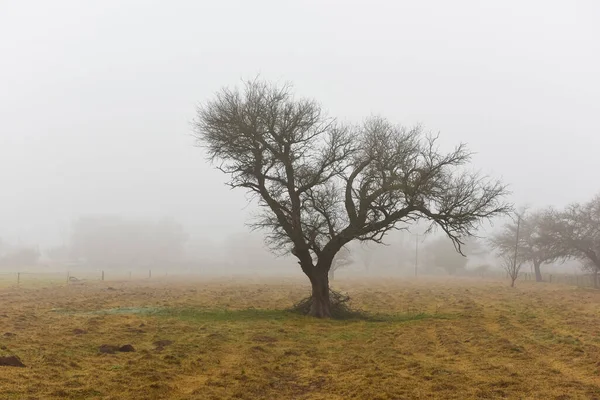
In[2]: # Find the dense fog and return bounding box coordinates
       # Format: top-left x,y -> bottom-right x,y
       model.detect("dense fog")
1,1 -> 598,276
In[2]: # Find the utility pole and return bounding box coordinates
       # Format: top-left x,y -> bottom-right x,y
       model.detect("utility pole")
414,233 -> 424,277
513,214 -> 521,272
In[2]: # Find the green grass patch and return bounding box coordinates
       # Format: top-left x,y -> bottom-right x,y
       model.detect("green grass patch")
155,307 -> 293,322
50,306 -> 162,315
153,307 -> 457,324
50,305 -> 457,325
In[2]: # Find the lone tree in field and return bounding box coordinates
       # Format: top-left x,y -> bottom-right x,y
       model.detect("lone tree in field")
193,80 -> 510,318
490,210 -> 562,282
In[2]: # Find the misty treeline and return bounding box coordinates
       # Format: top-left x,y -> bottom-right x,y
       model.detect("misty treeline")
0,218 -> 489,277
0,217 -> 188,272
0,238 -> 40,268
334,234 -> 488,278
489,195 -> 600,288
69,216 -> 188,271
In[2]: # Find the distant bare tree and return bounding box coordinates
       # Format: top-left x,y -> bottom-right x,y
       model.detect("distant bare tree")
501,253 -> 523,287
490,210 -> 562,282
193,79 -> 510,317
539,195 -> 600,288
329,246 -> 352,281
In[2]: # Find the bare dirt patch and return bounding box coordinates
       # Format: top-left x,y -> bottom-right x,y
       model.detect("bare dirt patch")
0,355 -> 25,367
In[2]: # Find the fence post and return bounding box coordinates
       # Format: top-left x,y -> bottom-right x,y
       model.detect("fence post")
102,270 -> 104,281
129,271 -> 132,280
17,272 -> 20,285
67,271 -> 70,284
149,270 -> 151,279
549,274 -> 553,283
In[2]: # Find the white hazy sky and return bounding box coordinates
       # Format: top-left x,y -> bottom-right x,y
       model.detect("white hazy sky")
1,0 -> 599,247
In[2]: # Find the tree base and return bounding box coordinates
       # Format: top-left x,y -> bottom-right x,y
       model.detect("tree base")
289,289 -> 365,319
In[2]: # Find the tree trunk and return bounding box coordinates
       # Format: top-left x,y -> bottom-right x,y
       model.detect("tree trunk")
309,269 -> 331,318
510,277 -> 516,288
533,261 -> 542,282
594,269 -> 598,289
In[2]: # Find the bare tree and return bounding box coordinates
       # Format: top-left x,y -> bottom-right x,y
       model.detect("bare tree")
490,209 -> 562,282
501,253 -> 523,287
540,195 -> 600,288
193,79 -> 510,317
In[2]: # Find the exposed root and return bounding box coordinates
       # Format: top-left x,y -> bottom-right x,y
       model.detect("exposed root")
289,289 -> 368,320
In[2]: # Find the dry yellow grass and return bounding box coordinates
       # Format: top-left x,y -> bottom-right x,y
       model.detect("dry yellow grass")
1,277 -> 599,399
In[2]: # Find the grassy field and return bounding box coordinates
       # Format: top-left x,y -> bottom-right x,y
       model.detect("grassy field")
1,277 -> 599,399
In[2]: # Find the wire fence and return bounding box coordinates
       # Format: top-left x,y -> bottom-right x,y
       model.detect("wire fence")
0,268 -> 597,289
459,269 -> 599,289
0,269 -> 162,287
520,271 -> 598,288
